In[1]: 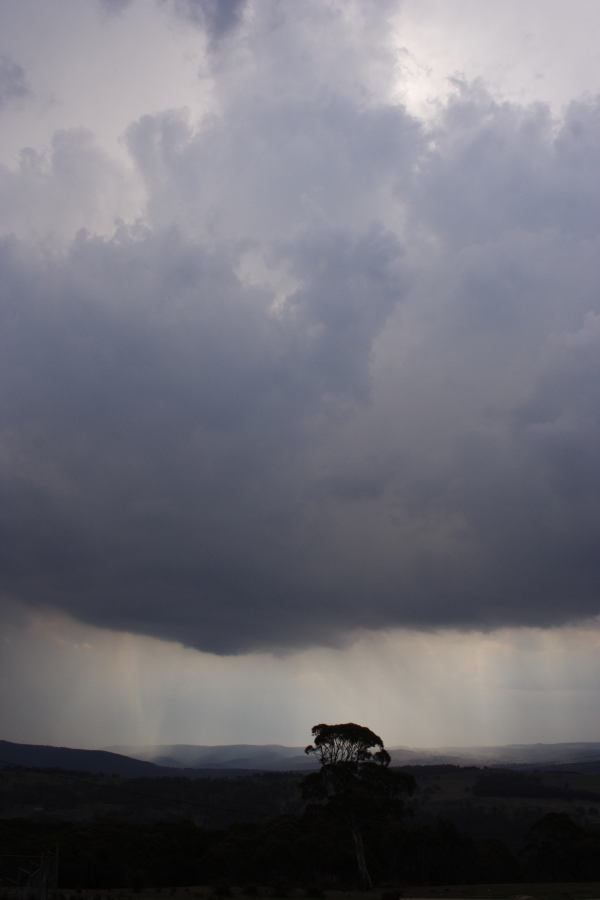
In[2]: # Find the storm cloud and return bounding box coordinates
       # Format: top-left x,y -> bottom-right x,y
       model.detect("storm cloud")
3,1 -> 600,654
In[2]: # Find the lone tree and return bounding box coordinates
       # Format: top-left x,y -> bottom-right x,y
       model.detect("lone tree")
303,723 -> 415,889
305,722 -> 390,768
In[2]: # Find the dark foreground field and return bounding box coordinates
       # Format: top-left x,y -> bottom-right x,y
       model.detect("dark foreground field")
5,765 -> 600,892
4,885 -> 600,900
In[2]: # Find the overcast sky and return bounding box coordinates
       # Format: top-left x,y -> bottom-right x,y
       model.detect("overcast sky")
3,0 -> 600,749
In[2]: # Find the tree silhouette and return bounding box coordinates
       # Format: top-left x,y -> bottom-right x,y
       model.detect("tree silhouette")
303,723 -> 415,889
305,723 -> 390,767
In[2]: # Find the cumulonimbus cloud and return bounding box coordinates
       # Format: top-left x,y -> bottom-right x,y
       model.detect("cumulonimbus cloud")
3,2 -> 600,653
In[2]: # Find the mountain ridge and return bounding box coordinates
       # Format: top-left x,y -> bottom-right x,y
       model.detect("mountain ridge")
6,738 -> 600,776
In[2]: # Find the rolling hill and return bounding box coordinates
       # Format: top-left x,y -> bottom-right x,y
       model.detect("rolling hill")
0,740 -> 171,777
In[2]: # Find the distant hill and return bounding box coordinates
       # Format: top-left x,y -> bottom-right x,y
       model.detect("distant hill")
410,742 -> 600,767
107,741 -> 600,770
106,743 -> 319,771
0,740 -> 172,777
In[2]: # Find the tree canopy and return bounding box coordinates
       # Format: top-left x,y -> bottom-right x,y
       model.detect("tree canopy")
304,722 -> 390,767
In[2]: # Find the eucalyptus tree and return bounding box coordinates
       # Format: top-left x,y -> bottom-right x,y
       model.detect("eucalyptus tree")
303,723 -> 415,889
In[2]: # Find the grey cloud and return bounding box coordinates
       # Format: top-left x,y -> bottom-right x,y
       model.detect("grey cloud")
4,201 -> 600,651
168,0 -> 246,39
4,4 -> 600,653
0,129 -> 139,240
98,0 -> 132,13
414,83 -> 600,242
125,99 -> 421,245
96,0 -> 246,39
0,55 -> 30,109
0,223 -> 407,652
124,0 -> 413,245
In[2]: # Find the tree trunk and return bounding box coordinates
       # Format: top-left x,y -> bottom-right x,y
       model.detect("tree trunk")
350,815 -> 372,890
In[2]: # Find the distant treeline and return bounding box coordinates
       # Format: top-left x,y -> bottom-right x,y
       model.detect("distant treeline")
472,769 -> 600,801
0,768 -> 303,828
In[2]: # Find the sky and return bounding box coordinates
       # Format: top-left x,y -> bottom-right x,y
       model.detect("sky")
3,0 -> 600,750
